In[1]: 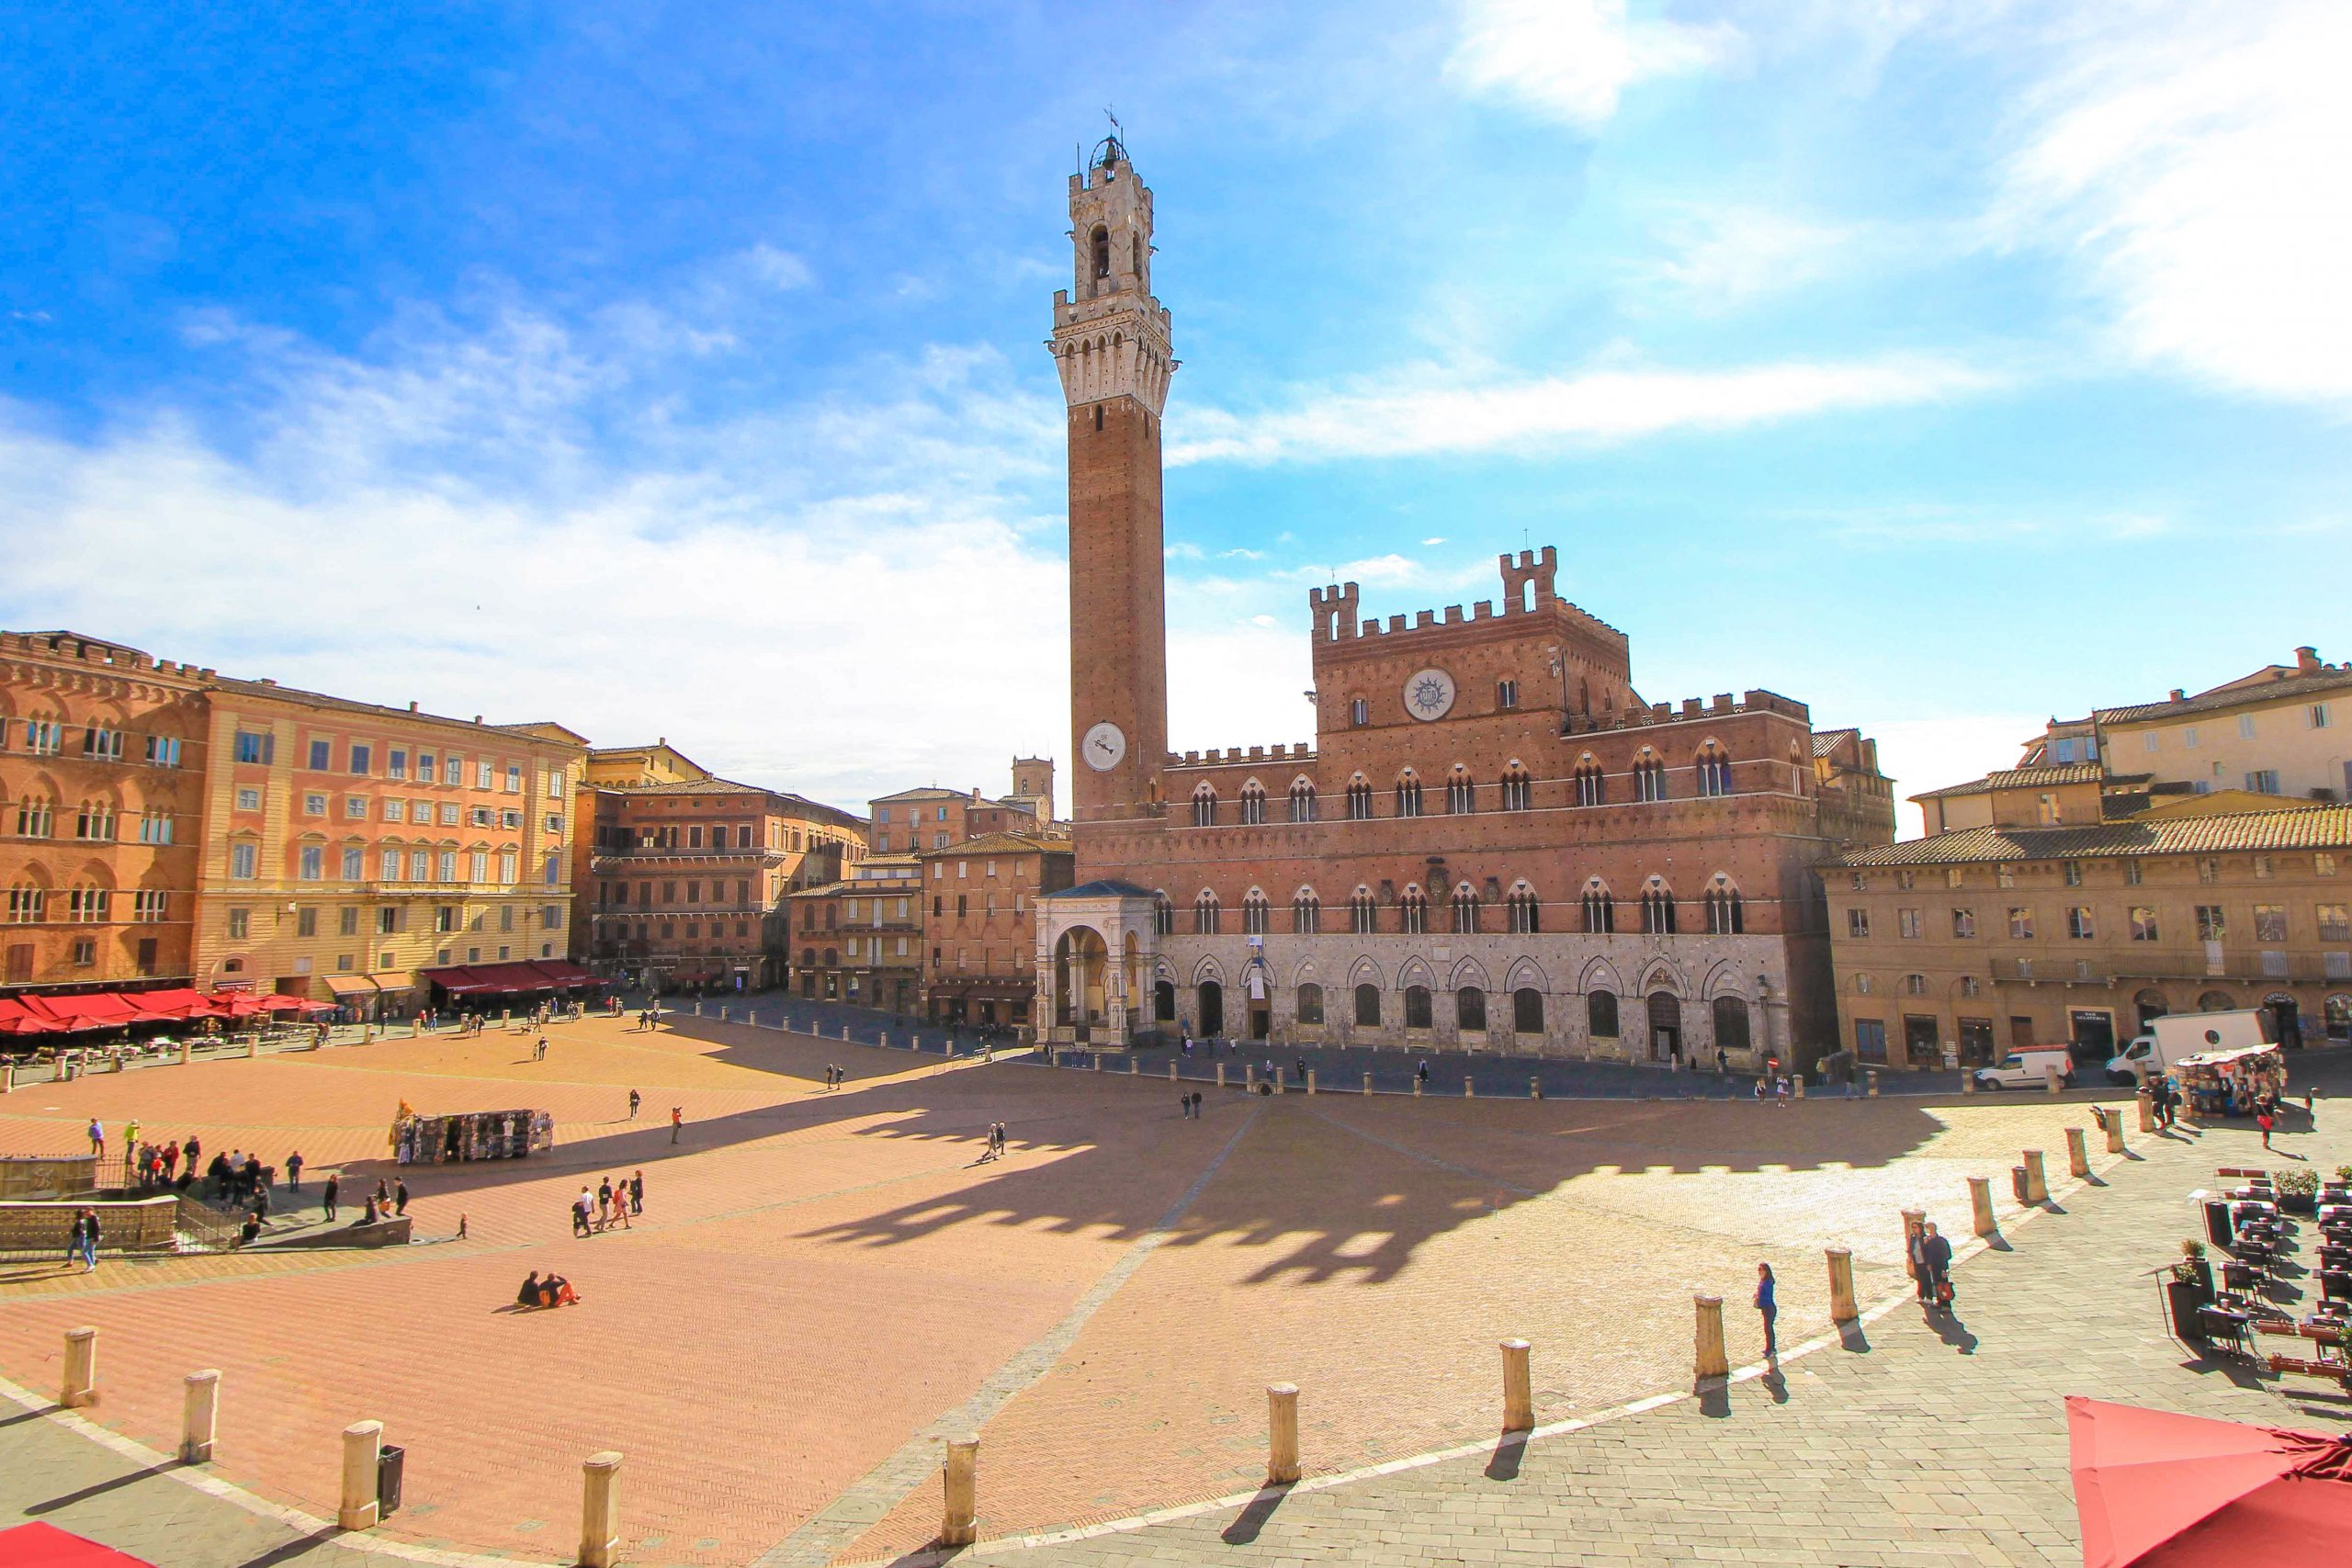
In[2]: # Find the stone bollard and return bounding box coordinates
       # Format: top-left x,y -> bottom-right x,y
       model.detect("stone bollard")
1464,1076 -> 1475,1100
879,1032 -> 891,1050
1091,1055 -> 1101,1072
502,1008 -> 512,1026
1530,1076 -> 1542,1100
1867,1070 -> 1880,1099
1170,1060 -> 1179,1080
339,1421 -> 384,1530
1306,1069 -> 1317,1095
61,1326 -> 97,1408
693,999 -> 703,1016
2066,1124 -> 2090,1178
1962,1068 -> 1976,1095
941,1435 -> 979,1546
181,1370 -> 220,1463
1968,1175 -> 1997,1236
1266,1383 -> 1302,1485
1246,1064 -> 1257,1092
1826,1247 -> 1858,1323
1500,1339 -> 1533,1432
1693,1295 -> 1730,1380
2136,1089 -> 2156,1133
719,1006 -> 729,1023
579,1451 -> 623,1568
2101,1106 -> 2125,1154
2044,1064 -> 2062,1096
247,1037 -> 260,1057
1363,1072 -> 1374,1096
1272,1067 -> 1284,1095
1412,1075 -> 1422,1097
1217,1062 -> 1227,1089
2022,1149 -> 2048,1204
0,1060 -> 11,1093
408,1020 -> 420,1039
1792,1075 -> 1804,1100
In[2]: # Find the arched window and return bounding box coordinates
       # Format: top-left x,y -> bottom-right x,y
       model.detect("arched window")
1350,887 -> 1378,934
1242,888 -> 1270,935
1293,889 -> 1320,933
1713,996 -> 1751,1053
1705,884 -> 1744,934
1090,224 -> 1110,280
1238,781 -> 1266,826
17,796 -> 55,839
1194,889 -> 1221,935
1154,892 -> 1175,935
1634,752 -> 1668,802
74,800 -> 117,841
1582,884 -> 1615,933
1445,770 -> 1475,814
1288,778 -> 1317,822
1641,884 -> 1677,934
2197,989 -> 2236,1011
1506,886 -> 1541,933
1588,989 -> 1620,1038
1904,973 -> 1929,996
1500,767 -> 1532,811
1395,773 -> 1423,818
1156,979 -> 1177,1021
1404,985 -> 1433,1029
1346,778 -> 1374,819
1191,784 -> 1217,828
1513,987 -> 1544,1033
1354,983 -> 1382,1026
1696,746 -> 1734,797
1400,886 -> 1429,935
1296,983 -> 1325,1024
2326,993 -> 2351,1042
1457,986 -> 1487,1032
1854,973 -> 1875,995
1452,885 -> 1480,934
1574,758 -> 1606,807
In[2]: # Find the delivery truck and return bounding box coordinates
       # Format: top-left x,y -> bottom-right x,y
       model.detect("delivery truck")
2106,1009 -> 2274,1085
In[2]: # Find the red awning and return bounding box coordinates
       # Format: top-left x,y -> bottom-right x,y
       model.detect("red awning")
526,960 -> 599,987
128,987 -> 215,1020
2068,1395 -> 2352,1565
423,961 -> 575,996
0,1523 -> 159,1567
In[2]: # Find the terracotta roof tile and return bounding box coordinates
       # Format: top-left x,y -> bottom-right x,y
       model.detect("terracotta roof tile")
1840,803 -> 2352,867
2097,667 -> 2352,725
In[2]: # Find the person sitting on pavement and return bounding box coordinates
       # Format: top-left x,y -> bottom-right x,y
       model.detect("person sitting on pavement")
544,1273 -> 581,1306
517,1270 -> 542,1307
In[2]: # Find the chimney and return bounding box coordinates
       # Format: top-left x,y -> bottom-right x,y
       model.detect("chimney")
2296,646 -> 2321,674
408,701 -> 419,713
2169,689 -> 2186,702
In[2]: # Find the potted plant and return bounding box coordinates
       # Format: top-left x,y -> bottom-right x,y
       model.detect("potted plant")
2274,1168 -> 2320,1214
2177,1238 -> 2214,1294
2167,1241 -> 2216,1342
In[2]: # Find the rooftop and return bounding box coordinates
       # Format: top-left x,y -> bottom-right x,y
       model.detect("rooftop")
1909,763 -> 2106,802
2096,660 -> 2350,726
1839,801 -> 2352,867
920,830 -> 1073,858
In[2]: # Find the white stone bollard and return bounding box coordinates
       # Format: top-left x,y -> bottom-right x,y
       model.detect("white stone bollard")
2136,1089 -> 2156,1133
1306,1068 -> 1317,1095
1500,1339 -> 1533,1432
1969,1175 -> 1997,1236
1530,1076 -> 1541,1100
1464,1076 -> 1475,1099
2066,1125 -> 2091,1177
62,1326 -> 97,1408
247,1037 -> 261,1056
1266,1383 -> 1301,1484
1245,1064 -> 1257,1091
1867,1070 -> 1881,1098
1826,1247 -> 1858,1323
2044,1064 -> 2063,1096
0,1060 -> 11,1093
1130,1055 -> 1139,1075
1792,1075 -> 1804,1100
1170,1060 -> 1179,1080
1693,1295 -> 1729,1380
1412,1075 -> 1422,1097
579,1450 -> 623,1568
2022,1149 -> 2048,1204
407,1021 -> 419,1039
2102,1106 -> 2126,1154
719,1006 -> 729,1023
339,1420 -> 383,1530
1216,1062 -> 1227,1089
181,1370 -> 220,1462
1363,1072 -> 1374,1096
942,1435 -> 979,1546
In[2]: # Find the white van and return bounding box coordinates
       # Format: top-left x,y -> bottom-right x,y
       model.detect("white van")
2107,1009 -> 2275,1086
1974,1046 -> 2077,1090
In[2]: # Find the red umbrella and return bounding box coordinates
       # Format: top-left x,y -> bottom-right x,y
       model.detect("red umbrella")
2068,1394 -> 2352,1565
0,1522 -> 158,1566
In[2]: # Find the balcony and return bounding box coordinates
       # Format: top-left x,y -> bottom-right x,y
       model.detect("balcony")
1991,951 -> 2351,987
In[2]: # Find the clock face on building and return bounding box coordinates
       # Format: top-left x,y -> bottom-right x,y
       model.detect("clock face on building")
1402,668 -> 1457,722
1082,720 -> 1128,771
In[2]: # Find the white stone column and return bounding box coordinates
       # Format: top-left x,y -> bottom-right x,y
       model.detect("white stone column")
579,1450 -> 623,1568
1499,1339 -> 1533,1432
1266,1383 -> 1301,1484
61,1326 -> 96,1408
941,1436 -> 979,1545
339,1421 -> 383,1530
1693,1296 -> 1729,1380
181,1370 -> 220,1463
1826,1248 -> 1858,1323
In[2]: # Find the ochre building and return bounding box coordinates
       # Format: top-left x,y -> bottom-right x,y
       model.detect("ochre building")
1031,144 -> 1894,1064
920,829 -> 1075,1029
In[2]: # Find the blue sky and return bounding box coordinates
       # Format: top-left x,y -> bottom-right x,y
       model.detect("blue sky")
4,1 -> 2346,830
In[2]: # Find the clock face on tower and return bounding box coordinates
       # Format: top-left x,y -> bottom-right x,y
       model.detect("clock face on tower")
1082,720 -> 1128,771
1403,668 -> 1457,722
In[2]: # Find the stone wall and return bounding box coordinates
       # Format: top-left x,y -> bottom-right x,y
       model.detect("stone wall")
0,1194 -> 178,1254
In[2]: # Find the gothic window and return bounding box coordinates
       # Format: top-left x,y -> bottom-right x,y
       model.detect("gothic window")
1191,784 -> 1217,828
1713,996 -> 1751,1053
1445,770 -> 1475,814
1582,884 -> 1615,934
1346,779 -> 1374,819
1351,697 -> 1369,728
1574,759 -> 1606,807
1457,987 -> 1487,1032
1395,773 -> 1423,818
1642,885 -> 1678,933
1706,885 -> 1745,934
1404,986 -> 1433,1029
1400,886 -> 1429,935
1451,885 -> 1480,935
1354,983 -> 1382,1027
1288,778 -> 1317,822
1296,984 -> 1324,1024
1500,767 -> 1532,811
1242,889 -> 1270,935
1239,782 -> 1266,826
1634,753 -> 1668,802
1293,889 -> 1320,934
1507,886 -> 1541,933
1513,987 -> 1544,1033
1193,889 -> 1220,935
1350,888 -> 1378,934
1154,892 -> 1175,936
1695,747 -> 1733,797
1588,989 -> 1620,1037
1090,225 -> 1110,281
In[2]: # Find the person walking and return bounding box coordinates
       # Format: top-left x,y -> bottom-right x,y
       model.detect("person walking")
628,1169 -> 644,1215
1905,1215 -> 1931,1303
596,1177 -> 614,1229
87,1119 -> 105,1159
164,1139 -> 181,1180
573,1187 -> 594,1237
1918,1222 -> 1954,1311
2257,1102 -> 2277,1150
287,1150 -> 303,1191
393,1179 -> 410,1216
670,1107 -> 683,1145
628,1089 -> 640,1120
1178,1091 -> 1191,1120
607,1175 -> 631,1229
536,1034 -> 548,1061
72,1207 -> 99,1271
322,1172 -> 340,1222
1416,1060 -> 1430,1090
1754,1262 -> 1779,1361
1190,1091 -> 1203,1120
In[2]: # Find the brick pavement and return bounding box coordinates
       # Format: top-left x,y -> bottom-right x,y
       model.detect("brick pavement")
2,1025 -> 2346,1567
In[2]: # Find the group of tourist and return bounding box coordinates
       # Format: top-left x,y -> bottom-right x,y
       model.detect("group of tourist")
976,1122 -> 1010,1161
515,1269 -> 581,1308
820,1064 -> 849,1090
571,1171 -> 645,1235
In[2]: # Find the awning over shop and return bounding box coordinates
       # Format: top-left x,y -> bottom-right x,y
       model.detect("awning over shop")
322,974 -> 379,997
367,970 -> 418,993
421,960 -> 603,997
529,960 -> 598,987
0,987 -> 327,1034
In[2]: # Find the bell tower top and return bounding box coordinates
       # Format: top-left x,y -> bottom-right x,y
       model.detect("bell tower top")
1051,143 -> 1175,414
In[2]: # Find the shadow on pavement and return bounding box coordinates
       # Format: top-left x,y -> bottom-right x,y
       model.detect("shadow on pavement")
1485,1432 -> 1525,1481
26,1461 -> 181,1514
1927,1311 -> 1979,1355
1837,1321 -> 1871,1354
230,1527 -> 345,1568
1220,1483 -> 1289,1544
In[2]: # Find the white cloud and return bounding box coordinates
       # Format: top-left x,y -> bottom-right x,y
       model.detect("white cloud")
1164,541 -> 1206,560
1447,0 -> 1740,128
0,299 -> 1074,813
1648,204 -> 1858,311
1992,0 -> 2352,403
1420,536 -> 1448,546
1170,355 -> 1999,467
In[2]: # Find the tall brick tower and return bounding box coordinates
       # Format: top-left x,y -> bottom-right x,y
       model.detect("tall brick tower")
1053,135 -> 1175,827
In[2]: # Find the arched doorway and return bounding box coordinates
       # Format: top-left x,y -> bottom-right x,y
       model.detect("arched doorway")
2133,988 -> 2168,1032
1154,978 -> 1176,1023
1198,979 -> 1225,1039
1646,991 -> 1681,1063
1054,927 -> 1109,1041
2265,992 -> 2302,1049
